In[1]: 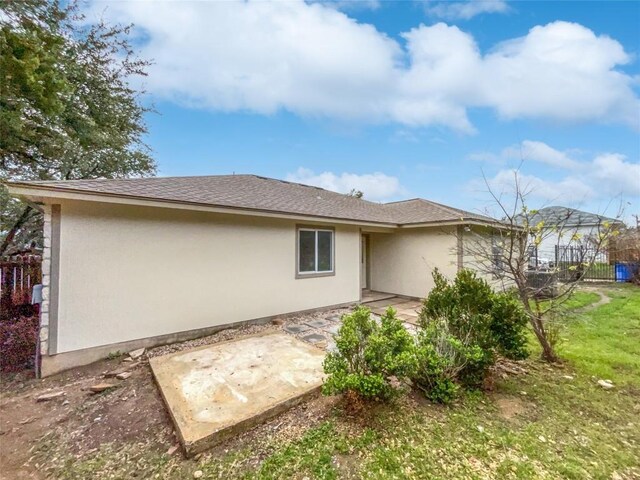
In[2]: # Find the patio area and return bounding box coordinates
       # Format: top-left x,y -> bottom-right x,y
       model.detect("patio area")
361,292 -> 422,325
149,293 -> 422,456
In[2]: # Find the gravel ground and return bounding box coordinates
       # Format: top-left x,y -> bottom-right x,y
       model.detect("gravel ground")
147,306 -> 353,359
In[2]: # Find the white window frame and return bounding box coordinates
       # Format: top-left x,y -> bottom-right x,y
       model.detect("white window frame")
296,227 -> 335,278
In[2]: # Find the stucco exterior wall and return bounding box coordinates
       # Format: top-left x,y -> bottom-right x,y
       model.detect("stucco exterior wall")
368,227 -> 458,298
51,200 -> 361,354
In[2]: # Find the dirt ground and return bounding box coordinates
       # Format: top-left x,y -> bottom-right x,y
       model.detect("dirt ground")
0,310 -> 350,479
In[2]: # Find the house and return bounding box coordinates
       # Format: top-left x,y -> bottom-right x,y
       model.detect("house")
524,206 -> 622,266
8,174 -> 500,376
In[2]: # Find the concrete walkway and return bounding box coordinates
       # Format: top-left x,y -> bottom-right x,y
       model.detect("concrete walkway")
362,294 -> 422,325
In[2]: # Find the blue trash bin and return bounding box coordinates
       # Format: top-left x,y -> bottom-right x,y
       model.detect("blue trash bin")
615,263 -> 631,282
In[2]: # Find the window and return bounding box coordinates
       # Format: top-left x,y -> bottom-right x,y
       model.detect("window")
297,228 -> 334,276
491,235 -> 504,276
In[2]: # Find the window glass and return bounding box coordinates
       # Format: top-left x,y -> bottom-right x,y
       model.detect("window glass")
317,230 -> 333,272
299,230 -> 316,272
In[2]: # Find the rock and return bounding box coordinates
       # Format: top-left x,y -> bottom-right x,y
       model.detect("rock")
62,400 -> 70,406
129,348 -> 145,360
123,357 -> 133,363
597,379 -> 614,389
167,444 -> 179,456
477,425 -> 484,433
562,375 -> 574,380
538,435 -> 547,443
193,471 -> 203,478
89,383 -> 118,393
115,371 -> 132,380
105,365 -> 135,378
36,391 -> 65,402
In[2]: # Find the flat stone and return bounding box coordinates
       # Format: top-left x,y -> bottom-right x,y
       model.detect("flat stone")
89,383 -> 118,393
304,318 -> 331,329
321,323 -> 341,335
301,333 -> 327,345
402,316 -> 420,326
283,323 -> 311,335
325,314 -> 342,322
116,371 -> 132,380
129,348 -> 146,360
36,391 -> 65,402
597,379 -> 614,389
150,332 -> 325,457
104,365 -> 136,378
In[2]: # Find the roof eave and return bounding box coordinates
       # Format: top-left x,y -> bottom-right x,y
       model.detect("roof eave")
6,182 -> 398,229
399,218 -> 516,230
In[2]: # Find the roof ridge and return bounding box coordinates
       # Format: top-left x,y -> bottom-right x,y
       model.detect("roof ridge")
21,173 -> 259,184
414,198 -> 478,218
252,175 -> 386,207
384,198 -> 422,205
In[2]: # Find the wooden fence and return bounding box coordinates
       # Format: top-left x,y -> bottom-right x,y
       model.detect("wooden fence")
1,255 -> 42,319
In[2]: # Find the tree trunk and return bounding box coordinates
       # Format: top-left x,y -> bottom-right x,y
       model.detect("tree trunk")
529,316 -> 558,363
0,206 -> 33,257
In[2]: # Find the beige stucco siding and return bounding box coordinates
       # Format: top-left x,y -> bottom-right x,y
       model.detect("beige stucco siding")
369,227 -> 458,298
54,200 -> 360,354
461,226 -> 515,291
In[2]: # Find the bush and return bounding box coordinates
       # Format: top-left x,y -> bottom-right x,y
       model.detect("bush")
323,306 -> 414,402
420,269 -> 529,362
0,315 -> 39,372
413,269 -> 529,399
489,292 -> 529,360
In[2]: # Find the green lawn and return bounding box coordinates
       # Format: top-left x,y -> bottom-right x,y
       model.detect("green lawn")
47,286 -> 640,479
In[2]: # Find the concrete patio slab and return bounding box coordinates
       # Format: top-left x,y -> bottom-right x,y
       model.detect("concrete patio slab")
361,290 -> 397,303
149,332 -> 325,456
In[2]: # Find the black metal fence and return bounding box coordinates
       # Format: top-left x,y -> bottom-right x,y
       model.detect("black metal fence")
555,245 -> 614,282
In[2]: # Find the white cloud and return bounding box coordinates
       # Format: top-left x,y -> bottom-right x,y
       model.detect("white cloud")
425,0 -> 509,20
592,153 -> 640,197
483,169 -> 595,204
469,142 -> 640,204
470,140 -> 583,169
312,0 -> 381,12
89,1 -> 640,131
286,167 -> 404,200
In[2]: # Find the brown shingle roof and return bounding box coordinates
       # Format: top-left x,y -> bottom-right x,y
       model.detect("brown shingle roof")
384,198 -> 495,225
9,174 -> 496,226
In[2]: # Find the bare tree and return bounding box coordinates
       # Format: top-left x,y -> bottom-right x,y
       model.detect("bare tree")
460,171 -> 624,362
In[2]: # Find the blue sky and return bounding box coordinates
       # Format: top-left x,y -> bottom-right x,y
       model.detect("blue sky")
90,0 -> 640,222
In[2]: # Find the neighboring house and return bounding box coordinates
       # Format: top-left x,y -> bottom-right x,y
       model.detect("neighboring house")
524,206 -> 622,266
8,175 -> 500,376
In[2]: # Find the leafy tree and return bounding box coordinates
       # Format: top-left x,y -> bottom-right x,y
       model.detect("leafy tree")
462,171 -> 623,362
0,0 -> 155,255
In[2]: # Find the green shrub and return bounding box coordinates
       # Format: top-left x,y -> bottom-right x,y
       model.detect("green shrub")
489,292 -> 529,360
412,269 -> 529,398
411,315 -> 492,402
322,306 -> 414,401
420,269 -> 529,362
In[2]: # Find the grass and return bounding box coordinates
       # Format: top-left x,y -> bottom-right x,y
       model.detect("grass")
559,285 -> 640,385
43,285 -> 640,479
